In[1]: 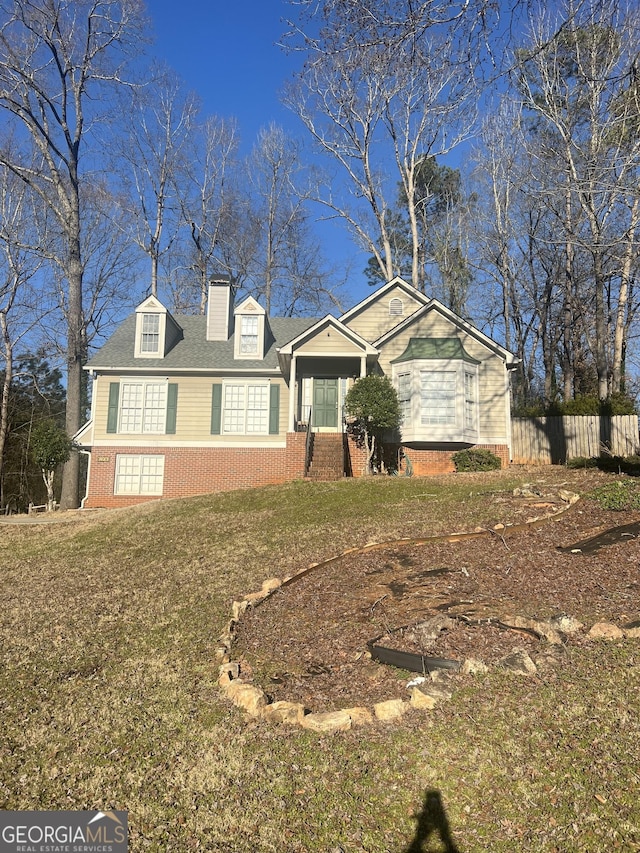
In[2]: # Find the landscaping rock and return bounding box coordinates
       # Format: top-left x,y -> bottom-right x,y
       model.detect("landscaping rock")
587,622 -> 625,640
500,614 -> 564,645
374,699 -> 408,721
261,701 -> 306,725
301,710 -> 352,732
410,688 -> 437,710
461,658 -> 488,675
225,681 -> 268,716
343,707 -> 374,726
232,600 -> 249,620
261,577 -> 282,594
499,649 -> 538,674
549,614 -> 584,634
624,626 -> 640,639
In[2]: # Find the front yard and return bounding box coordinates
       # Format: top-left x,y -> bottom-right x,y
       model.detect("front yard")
0,468 -> 638,851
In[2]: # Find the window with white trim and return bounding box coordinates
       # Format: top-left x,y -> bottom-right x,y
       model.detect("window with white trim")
392,359 -> 479,443
140,314 -> 160,354
223,383 -> 269,434
397,371 -> 411,425
421,370 -> 456,425
464,370 -> 477,430
119,381 -> 167,433
114,454 -> 164,495
240,315 -> 259,355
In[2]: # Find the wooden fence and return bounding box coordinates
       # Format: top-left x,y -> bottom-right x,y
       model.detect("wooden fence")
511,415 -> 640,464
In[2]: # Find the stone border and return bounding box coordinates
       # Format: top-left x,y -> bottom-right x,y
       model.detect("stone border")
216,489 -> 640,732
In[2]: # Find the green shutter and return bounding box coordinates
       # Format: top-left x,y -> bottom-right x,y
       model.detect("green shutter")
211,383 -> 222,434
166,383 -> 178,434
106,382 -> 119,433
269,384 -> 280,435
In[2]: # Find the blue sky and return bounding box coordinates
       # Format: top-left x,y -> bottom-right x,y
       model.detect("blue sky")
146,0 -> 371,307
148,1 -> 297,147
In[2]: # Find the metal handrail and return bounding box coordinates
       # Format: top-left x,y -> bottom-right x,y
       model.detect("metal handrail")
303,407 -> 313,476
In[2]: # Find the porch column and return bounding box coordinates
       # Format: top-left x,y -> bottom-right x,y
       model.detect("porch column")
360,355 -> 367,377
288,354 -> 297,432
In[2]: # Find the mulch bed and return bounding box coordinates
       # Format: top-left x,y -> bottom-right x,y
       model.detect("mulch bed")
234,491 -> 640,712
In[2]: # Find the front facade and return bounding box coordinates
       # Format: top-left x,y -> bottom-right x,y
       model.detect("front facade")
77,277 -> 518,507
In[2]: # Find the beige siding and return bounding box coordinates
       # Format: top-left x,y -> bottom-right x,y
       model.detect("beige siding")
345,283 -> 424,342
92,374 -> 289,443
296,325 -> 363,355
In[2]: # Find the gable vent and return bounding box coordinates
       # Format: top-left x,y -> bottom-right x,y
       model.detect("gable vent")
389,297 -> 404,316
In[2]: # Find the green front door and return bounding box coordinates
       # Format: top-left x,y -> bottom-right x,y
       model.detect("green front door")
313,378 -> 339,429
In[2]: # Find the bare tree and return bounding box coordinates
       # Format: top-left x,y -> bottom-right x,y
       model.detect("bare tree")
174,115 -> 241,313
515,0 -> 640,399
114,63 -> 199,299
244,123 -> 343,316
283,0 -> 499,289
0,165 -> 49,505
0,0 -> 146,508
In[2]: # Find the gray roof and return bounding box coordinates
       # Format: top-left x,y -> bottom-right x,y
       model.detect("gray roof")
86,314 -> 319,372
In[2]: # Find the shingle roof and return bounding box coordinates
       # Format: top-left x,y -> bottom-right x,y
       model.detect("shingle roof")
86,314 -> 319,372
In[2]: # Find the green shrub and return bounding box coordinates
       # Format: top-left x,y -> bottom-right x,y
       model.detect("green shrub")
512,393 -> 637,417
566,456 -> 600,469
452,448 -> 501,472
588,480 -> 640,511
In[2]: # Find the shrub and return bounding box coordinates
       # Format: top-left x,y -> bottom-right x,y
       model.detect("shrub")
588,480 -> 640,511
452,448 -> 501,472
513,393 -> 637,417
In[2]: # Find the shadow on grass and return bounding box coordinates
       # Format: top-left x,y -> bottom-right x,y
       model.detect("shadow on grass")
404,789 -> 461,852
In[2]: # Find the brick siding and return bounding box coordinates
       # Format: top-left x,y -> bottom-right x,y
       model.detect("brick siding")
83,434 -> 307,508
83,435 -> 510,508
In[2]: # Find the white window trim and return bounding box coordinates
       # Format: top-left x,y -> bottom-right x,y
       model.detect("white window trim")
234,310 -> 265,360
114,454 -> 165,495
221,380 -> 270,435
392,359 -> 479,443
134,311 -> 166,358
118,379 -> 168,435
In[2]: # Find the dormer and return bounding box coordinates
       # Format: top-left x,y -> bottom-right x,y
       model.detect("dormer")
234,296 -> 268,360
134,295 -> 182,359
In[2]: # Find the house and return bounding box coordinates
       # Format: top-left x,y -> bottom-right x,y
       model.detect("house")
76,276 -> 519,507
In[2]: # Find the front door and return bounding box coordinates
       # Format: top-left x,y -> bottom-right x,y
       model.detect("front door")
313,378 -> 338,429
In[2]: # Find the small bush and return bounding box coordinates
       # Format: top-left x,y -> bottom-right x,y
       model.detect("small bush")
452,448 -> 501,472
588,480 -> 640,511
566,456 -> 600,469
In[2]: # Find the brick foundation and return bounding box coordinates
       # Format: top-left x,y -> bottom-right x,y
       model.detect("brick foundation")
344,437 -> 510,478
83,434 -> 307,508
83,435 -> 510,508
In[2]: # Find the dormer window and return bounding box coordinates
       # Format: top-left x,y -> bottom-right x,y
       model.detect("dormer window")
240,315 -> 259,355
389,297 -> 404,316
133,295 -> 183,359
140,314 -> 160,354
234,296 -> 267,360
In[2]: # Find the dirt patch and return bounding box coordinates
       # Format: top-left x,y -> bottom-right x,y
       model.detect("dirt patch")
234,492 -> 640,712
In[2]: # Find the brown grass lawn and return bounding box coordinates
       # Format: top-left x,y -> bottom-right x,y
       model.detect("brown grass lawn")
1,467 -> 639,852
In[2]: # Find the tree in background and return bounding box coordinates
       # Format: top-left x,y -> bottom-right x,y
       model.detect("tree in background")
115,62 -> 198,300
1,355 -> 66,512
284,0 -> 495,290
0,0 -> 146,508
365,156 -> 474,310
30,419 -> 73,511
344,374 -> 400,475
